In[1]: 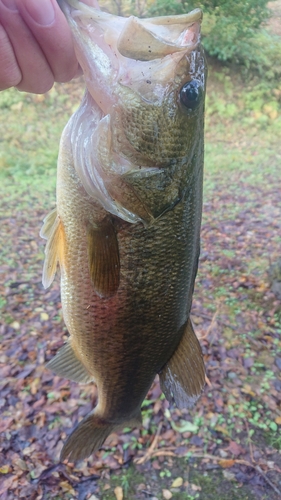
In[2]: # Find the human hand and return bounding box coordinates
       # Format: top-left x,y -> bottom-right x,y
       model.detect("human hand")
0,0 -> 80,94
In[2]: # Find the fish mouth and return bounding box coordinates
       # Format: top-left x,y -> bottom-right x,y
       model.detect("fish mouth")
58,0 -> 203,112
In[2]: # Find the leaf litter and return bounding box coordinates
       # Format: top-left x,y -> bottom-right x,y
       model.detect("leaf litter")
0,76 -> 281,499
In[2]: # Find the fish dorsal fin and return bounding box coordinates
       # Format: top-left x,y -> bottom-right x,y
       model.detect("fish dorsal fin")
159,318 -> 205,409
87,218 -> 120,298
46,340 -> 93,383
41,210 -> 66,289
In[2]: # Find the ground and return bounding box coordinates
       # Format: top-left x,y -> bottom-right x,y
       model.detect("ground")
0,6 -> 281,500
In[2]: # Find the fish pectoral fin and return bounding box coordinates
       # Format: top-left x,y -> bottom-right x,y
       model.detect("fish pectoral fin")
46,341 -> 93,384
41,210 -> 66,289
40,208 -> 57,239
61,411 -> 142,462
87,218 -> 120,298
159,318 -> 205,409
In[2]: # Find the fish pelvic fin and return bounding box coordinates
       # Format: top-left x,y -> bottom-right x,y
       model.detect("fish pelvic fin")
159,318 -> 205,409
61,411 -> 142,462
87,218 -> 120,298
46,340 -> 93,384
40,209 -> 66,289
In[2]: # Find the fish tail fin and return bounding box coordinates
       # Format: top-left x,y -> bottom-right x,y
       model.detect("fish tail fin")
60,411 -> 142,462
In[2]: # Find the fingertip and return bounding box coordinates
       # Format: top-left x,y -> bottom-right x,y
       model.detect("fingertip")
17,0 -> 78,84
0,24 -> 22,90
18,0 -> 56,27
16,73 -> 54,94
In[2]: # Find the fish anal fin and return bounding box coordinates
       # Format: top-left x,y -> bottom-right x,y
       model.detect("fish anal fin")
41,212 -> 66,289
159,318 -> 205,409
61,411 -> 141,462
46,341 -> 93,384
87,218 -> 120,298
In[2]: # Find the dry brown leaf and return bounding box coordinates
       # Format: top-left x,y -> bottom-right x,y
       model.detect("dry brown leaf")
219,459 -> 235,468
114,486 -> 123,500
241,384 -> 255,397
190,483 -> 202,491
227,440 -> 245,456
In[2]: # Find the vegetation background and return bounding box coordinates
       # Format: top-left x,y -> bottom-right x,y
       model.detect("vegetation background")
0,0 -> 280,499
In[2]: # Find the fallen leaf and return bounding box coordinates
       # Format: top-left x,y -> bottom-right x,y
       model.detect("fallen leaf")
171,477 -> 183,488
59,481 -> 75,495
241,384 -> 256,397
219,459 -> 235,468
275,416 -> 281,425
163,490 -> 173,499
190,484 -> 202,491
227,440 -> 245,456
114,486 -> 123,500
0,418 -> 13,433
215,425 -> 229,435
11,321 -> 20,330
223,470 -> 236,480
0,465 -> 10,474
0,476 -> 15,496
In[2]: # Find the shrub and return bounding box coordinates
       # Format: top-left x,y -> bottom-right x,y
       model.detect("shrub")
146,0 -> 270,64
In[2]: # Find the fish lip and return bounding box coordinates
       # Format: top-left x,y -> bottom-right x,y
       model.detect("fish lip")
57,0 -> 203,113
145,8 -> 203,25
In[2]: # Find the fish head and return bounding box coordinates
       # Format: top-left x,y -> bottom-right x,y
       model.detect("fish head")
58,0 -> 207,221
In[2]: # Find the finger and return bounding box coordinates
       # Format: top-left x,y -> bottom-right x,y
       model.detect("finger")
17,0 -> 79,85
0,0 -> 54,93
0,21 -> 21,90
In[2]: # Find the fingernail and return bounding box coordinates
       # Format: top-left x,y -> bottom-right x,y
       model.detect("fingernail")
1,0 -> 18,12
24,0 -> 55,26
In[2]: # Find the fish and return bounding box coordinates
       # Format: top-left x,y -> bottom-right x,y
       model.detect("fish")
41,0 -> 207,462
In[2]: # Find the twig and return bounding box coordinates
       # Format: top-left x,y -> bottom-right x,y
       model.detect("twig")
255,465 -> 281,498
149,450 -> 177,458
192,311 -> 236,331
140,491 -> 156,498
134,422 -> 162,464
200,310 -> 219,339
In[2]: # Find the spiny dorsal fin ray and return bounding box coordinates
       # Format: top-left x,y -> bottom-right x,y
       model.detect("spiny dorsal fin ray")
46,341 -> 94,384
159,318 -> 205,409
87,218 -> 120,298
41,211 -> 66,289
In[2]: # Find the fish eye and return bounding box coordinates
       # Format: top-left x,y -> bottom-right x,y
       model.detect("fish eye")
180,80 -> 202,110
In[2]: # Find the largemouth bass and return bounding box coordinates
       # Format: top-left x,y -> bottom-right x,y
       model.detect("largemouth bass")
41,0 -> 207,461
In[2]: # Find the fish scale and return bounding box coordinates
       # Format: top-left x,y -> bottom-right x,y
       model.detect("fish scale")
41,0 -> 207,461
